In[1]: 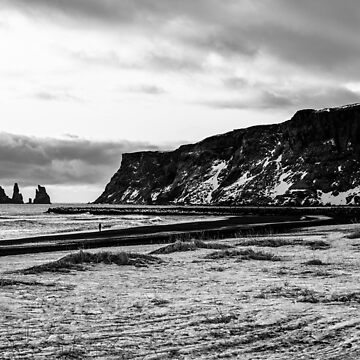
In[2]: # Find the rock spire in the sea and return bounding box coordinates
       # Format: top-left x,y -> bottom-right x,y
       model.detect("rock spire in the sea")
0,186 -> 11,204
12,183 -> 24,204
33,185 -> 51,204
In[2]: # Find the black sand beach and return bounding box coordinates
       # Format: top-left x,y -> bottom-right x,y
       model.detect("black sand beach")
0,211 -> 334,256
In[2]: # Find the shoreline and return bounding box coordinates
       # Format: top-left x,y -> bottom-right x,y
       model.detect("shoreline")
48,204 -> 360,218
0,214 -> 334,256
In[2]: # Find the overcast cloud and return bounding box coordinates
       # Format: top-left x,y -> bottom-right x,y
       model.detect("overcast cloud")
3,0 -> 360,76
0,132 -> 163,187
2,0 -> 359,109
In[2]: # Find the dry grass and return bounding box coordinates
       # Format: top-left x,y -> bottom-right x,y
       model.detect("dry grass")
236,237 -> 330,250
150,239 -> 232,254
236,238 -> 298,247
55,348 -> 87,360
306,240 -> 331,250
150,298 -> 171,306
204,248 -> 283,261
0,278 -> 56,287
256,285 -> 360,304
346,229 -> 360,239
17,250 -> 163,274
303,259 -> 328,266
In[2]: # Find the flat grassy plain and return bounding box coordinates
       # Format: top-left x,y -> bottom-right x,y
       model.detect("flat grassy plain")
1,223 -> 360,359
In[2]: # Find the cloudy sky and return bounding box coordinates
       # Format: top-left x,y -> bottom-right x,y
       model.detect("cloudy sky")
0,1 -> 359,202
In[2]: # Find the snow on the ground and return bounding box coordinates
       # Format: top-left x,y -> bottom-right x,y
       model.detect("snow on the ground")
1,224 -> 360,359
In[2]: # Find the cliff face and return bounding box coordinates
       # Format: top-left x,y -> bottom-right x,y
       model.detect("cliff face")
95,104 -> 360,206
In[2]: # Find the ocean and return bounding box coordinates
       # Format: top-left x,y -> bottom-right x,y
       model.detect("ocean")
0,204 -> 202,241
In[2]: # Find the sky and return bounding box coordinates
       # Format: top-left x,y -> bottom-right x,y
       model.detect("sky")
0,0 -> 359,202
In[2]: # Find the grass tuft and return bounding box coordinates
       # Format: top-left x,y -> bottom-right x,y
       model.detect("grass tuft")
150,239 -> 232,254
256,285 -> 360,304
306,240 -> 331,250
55,348 -> 86,359
346,230 -> 360,239
303,259 -> 328,266
236,238 -> 297,247
17,250 -> 163,274
236,238 -> 330,250
204,248 -> 282,261
150,298 -> 170,306
0,278 -> 56,287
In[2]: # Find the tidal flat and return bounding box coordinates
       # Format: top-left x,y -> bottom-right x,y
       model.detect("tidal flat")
0,223 -> 360,359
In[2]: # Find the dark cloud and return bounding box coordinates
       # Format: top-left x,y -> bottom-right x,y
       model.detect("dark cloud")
205,92 -> 294,111
2,0 -> 224,26
3,0 -> 360,103
70,50 -> 203,74
291,87 -> 360,109
127,85 -> 166,95
2,0 -> 360,76
204,86 -> 360,111
71,50 -> 137,70
245,23 -> 360,75
5,0 -> 359,78
34,91 -> 81,102
0,132 -> 165,187
223,77 -> 250,89
147,53 -> 204,73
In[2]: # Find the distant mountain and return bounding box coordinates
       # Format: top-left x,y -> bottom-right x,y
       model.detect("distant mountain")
95,104 -> 360,206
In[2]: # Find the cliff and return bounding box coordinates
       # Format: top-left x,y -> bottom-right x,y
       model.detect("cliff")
95,104 -> 360,206
33,185 -> 51,204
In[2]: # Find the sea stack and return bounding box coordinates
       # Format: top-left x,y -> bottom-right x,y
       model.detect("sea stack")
0,186 -> 11,204
12,183 -> 24,204
33,185 -> 51,204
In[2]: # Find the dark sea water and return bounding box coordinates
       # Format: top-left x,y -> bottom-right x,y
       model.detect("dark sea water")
0,204 -> 202,240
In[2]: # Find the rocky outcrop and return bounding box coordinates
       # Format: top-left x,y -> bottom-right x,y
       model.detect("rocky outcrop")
33,185 -> 51,204
0,186 -> 11,203
11,183 -> 24,204
95,104 -> 360,206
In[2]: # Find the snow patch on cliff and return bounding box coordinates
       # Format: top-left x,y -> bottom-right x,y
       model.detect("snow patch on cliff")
151,190 -> 161,202
175,160 -> 228,204
217,170 -> 259,202
230,171 -> 257,189
318,186 -> 360,205
270,171 -> 293,198
204,161 -> 227,202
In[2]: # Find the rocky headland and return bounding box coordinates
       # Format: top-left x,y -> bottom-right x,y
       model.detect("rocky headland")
95,104 -> 360,206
